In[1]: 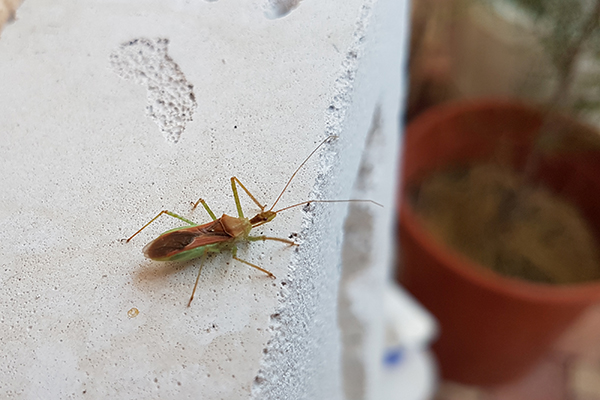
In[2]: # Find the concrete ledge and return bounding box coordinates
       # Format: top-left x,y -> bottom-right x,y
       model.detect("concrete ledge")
0,0 -> 408,398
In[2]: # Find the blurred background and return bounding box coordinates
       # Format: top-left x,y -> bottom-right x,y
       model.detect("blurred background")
399,0 -> 600,399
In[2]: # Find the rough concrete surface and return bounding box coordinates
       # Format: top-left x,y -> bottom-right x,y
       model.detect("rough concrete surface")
0,0 -> 406,398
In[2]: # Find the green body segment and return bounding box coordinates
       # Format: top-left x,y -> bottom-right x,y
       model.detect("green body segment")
163,242 -> 226,262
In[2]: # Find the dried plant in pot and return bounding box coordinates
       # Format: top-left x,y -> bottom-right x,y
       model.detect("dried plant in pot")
397,0 -> 600,386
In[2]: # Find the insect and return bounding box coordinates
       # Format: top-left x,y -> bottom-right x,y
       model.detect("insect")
125,135 -> 380,306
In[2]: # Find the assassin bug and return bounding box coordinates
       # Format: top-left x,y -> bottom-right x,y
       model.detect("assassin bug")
125,135 -> 380,306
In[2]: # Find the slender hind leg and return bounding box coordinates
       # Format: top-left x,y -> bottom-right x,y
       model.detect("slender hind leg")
187,251 -> 208,307
125,210 -> 196,242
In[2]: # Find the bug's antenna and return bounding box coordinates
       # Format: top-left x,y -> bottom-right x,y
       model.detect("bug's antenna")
273,199 -> 383,214
268,135 -> 338,212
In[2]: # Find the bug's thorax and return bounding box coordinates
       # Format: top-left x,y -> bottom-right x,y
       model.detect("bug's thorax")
220,214 -> 252,238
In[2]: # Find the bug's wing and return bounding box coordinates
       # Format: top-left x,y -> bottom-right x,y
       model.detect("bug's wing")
143,221 -> 231,261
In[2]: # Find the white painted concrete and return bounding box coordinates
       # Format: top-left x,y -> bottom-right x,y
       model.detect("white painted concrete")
0,0 -> 408,398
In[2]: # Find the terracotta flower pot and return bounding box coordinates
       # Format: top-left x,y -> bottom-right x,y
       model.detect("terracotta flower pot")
397,99 -> 600,386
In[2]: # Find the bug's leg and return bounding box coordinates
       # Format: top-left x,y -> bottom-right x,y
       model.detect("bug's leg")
248,235 -> 298,246
191,198 -> 217,221
231,246 -> 276,278
125,210 -> 196,243
187,251 -> 208,307
230,177 -> 267,219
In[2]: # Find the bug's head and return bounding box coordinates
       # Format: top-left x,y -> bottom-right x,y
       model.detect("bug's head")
250,210 -> 277,226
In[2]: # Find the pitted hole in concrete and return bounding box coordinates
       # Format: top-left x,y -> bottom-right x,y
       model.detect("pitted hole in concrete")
204,322 -> 218,333
269,312 -> 281,322
263,0 -> 302,19
109,38 -> 198,144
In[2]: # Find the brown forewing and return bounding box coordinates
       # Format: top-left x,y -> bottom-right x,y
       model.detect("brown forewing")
143,219 -> 233,260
